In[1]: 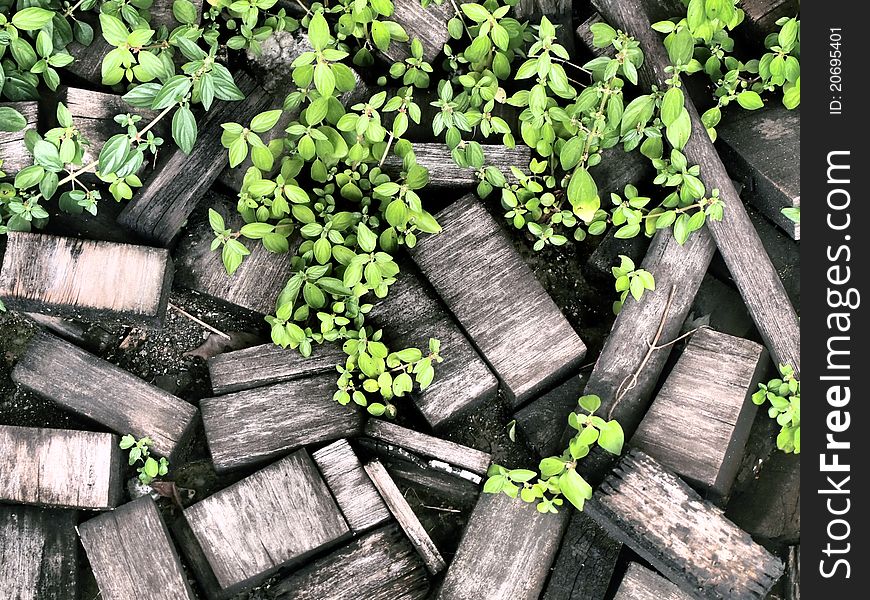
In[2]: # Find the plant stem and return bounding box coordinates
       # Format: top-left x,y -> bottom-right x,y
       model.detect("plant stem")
63,0 -> 88,18
378,132 -> 395,167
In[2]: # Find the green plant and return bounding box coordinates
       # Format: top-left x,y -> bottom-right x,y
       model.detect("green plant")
485,394 -> 624,512
120,434 -> 170,484
782,206 -> 799,224
611,254 -> 654,314
752,364 -> 800,454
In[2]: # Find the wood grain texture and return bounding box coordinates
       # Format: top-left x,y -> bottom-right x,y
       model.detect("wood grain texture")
586,449 -> 784,599
312,439 -> 391,534
26,312 -> 115,354
542,510 -> 621,600
117,73 -> 272,246
594,0 -> 800,377
631,328 -> 767,499
364,419 -> 491,476
612,563 -> 692,600
266,524 -> 431,600
410,194 -> 587,405
0,505 -> 79,600
787,546 -> 800,600
436,492 -> 569,600
382,143 -> 531,188
739,0 -> 801,37
386,0 -> 452,63
12,331 -> 199,461
0,424 -> 123,509
79,496 -> 196,600
370,452 -> 481,512
149,0 -> 203,30
65,13 -> 112,86
183,449 -> 350,595
200,372 -> 365,472
368,259 -> 498,428
0,101 -> 38,173
717,104 -> 800,239
364,460 -> 446,575
513,374 -> 585,458
0,232 -> 173,327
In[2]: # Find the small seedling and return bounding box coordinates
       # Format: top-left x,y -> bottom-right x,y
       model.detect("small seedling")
612,254 -> 656,314
752,364 -> 800,454
120,435 -> 170,485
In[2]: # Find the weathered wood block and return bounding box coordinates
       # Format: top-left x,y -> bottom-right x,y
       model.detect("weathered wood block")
117,73 -> 272,246
149,0 -> 204,30
312,439 -> 391,534
514,0 -> 575,54
266,524 -> 431,600
585,449 -> 784,599
26,312 -> 115,354
0,505 -> 79,600
382,143 -> 531,189
13,331 -> 199,461
718,104 -> 800,239
612,563 -> 692,600
0,232 -> 173,327
79,496 -> 196,600
370,451 -> 481,512
368,260 -> 498,428
436,492 -> 569,600
513,374 -> 585,458
65,13 -> 112,86
364,419 -> 491,476
0,424 -> 123,509
739,0 -> 800,38
182,449 -> 350,597
542,510 -> 621,600
200,372 -> 364,472
410,194 -> 586,405
631,328 -> 767,499
386,0 -> 453,64
364,459 -> 446,575
576,13 -> 615,57
0,101 -> 38,174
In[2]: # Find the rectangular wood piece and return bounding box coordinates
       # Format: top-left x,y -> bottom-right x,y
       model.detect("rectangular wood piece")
0,101 -> 38,173
386,0 -> 452,63
612,563 -> 693,600
382,143 -> 531,189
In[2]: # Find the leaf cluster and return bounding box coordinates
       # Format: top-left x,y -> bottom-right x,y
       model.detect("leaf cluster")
120,434 -> 170,484
752,364 -> 800,454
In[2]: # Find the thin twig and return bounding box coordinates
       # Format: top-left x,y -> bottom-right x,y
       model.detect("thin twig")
168,303 -> 231,340
422,504 -> 462,513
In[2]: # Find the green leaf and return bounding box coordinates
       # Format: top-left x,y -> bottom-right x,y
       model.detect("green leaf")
98,134 -> 131,174
559,468 -> 593,511
33,140 -> 63,171
308,12 -> 331,51
357,222 -> 378,252
665,109 -> 691,150
250,110 -> 282,133
660,87 -> 685,126
12,7 -> 55,31
0,107 -> 27,132
598,421 -> 625,455
172,0 -> 198,24
99,13 -> 129,46
461,3 -> 490,23
566,167 -> 599,223
171,106 -> 197,154
590,22 -> 617,48
736,90 -> 764,110
578,394 -> 601,413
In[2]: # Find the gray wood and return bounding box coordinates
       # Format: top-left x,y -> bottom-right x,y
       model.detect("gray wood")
386,0 -> 453,64
117,73 -> 272,246
370,452 -> 481,511
410,194 -> 587,405
436,492 -> 569,600
149,0 -> 203,30
718,104 -> 800,239
364,459 -> 446,575
0,424 -> 123,509
79,496 -> 196,600
740,0 -> 801,37
0,101 -> 38,173
44,195 -> 145,245
577,13 -> 615,57
542,510 -> 621,600
26,312 -> 115,354
787,546 -> 800,600
612,563 -> 692,600
382,143 -> 531,189
0,505 -> 79,600
513,374 -> 585,458
586,449 -> 783,599
514,0 -> 575,54
364,419 -> 491,476
266,524 -> 431,600
593,0 -> 800,376
12,331 -> 199,461
312,439 -> 391,534
200,372 -> 365,472
631,328 -> 767,499
65,13 -> 113,86
0,232 -> 174,327
368,259 -> 498,428
182,449 -> 350,596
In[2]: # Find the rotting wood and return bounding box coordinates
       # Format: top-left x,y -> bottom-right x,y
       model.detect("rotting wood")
200,372 -> 365,472
513,374 -> 585,458
312,439 -> 392,534
410,194 -> 587,405
25,312 -> 115,354
612,563 -> 692,600
0,505 -> 79,600
0,232 -> 174,327
0,101 -> 38,173
631,328 -> 767,499
79,496 -> 196,600
382,143 -> 531,188
385,0 -> 453,64
585,449 -> 784,599
12,331 -> 199,461
0,424 -> 123,510
364,459 -> 446,575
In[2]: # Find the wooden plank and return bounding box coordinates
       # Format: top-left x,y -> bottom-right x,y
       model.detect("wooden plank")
265,524 -> 431,600
149,0 -> 203,30
577,13 -> 615,57
513,374 -> 585,458
436,492 -> 569,600
786,546 -> 800,600
44,195 -> 145,245
740,0 -> 801,37
182,449 -> 350,596
586,449 -> 784,599
65,13 -> 113,86
0,424 -> 123,509
79,496 -> 196,600
410,194 -> 587,405
12,331 -> 199,461
542,510 -> 621,600
386,0 -> 453,64
0,505 -> 79,600
117,73 -> 272,246
369,451 -> 481,512
364,460 -> 446,575
367,259 -> 498,428
612,563 -> 692,600
631,328 -> 767,499
0,101 -> 39,173
0,232 -> 173,327
364,419 -> 491,476
200,372 -> 365,472
312,439 -> 391,534
717,104 -> 800,239
382,143 -> 531,189
26,312 -> 115,354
